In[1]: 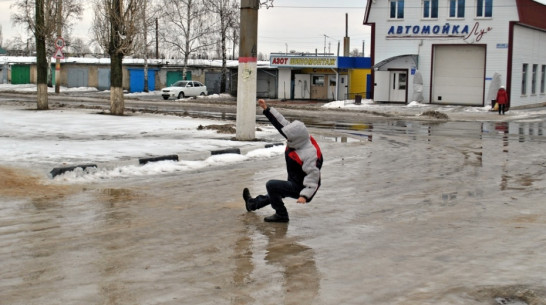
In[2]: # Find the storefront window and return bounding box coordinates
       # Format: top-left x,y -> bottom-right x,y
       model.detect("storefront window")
423,0 -> 438,18
390,0 -> 404,19
313,75 -> 324,86
477,0 -> 493,17
449,0 -> 465,18
522,63 -> 528,95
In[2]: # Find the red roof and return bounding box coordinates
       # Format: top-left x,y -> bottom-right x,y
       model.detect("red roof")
516,0 -> 546,30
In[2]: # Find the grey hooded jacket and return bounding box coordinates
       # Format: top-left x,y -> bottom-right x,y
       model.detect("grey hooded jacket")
263,107 -> 323,201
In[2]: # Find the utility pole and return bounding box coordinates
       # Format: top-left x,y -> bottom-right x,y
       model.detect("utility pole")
143,0 -> 148,92
55,0 -> 62,94
236,0 -> 259,141
343,13 -> 350,57
155,18 -> 159,59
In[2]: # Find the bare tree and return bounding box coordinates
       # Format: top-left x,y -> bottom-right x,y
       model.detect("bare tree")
11,0 -> 83,91
351,48 -> 361,57
92,0 -> 143,115
69,37 -> 91,55
136,1 -> 160,92
35,0 -> 48,109
205,0 -> 239,93
159,0 -> 215,78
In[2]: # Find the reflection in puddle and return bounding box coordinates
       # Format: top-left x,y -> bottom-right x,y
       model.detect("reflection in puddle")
233,215 -> 320,304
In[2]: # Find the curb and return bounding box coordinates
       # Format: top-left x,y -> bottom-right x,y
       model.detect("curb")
49,142 -> 285,178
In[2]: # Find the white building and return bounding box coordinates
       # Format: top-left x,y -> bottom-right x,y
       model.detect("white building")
364,0 -> 546,108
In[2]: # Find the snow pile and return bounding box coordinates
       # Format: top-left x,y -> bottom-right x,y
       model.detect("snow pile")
322,99 -> 374,109
407,101 -> 428,107
0,84 -> 99,93
52,145 -> 285,183
0,106 -> 283,182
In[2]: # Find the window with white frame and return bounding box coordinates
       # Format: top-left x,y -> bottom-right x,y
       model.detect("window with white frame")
423,0 -> 438,18
540,65 -> 546,94
532,64 -> 538,95
390,0 -> 405,19
476,0 -> 493,17
522,64 -> 528,95
449,0 -> 465,18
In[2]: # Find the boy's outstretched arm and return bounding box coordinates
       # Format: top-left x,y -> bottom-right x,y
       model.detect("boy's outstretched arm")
258,99 -> 289,138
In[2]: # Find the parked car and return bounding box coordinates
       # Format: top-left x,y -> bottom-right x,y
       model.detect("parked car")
161,81 -> 208,100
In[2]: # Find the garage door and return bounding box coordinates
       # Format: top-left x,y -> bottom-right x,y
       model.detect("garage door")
67,68 -> 89,88
431,45 -> 485,106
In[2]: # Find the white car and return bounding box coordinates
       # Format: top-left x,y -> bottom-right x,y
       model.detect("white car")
162,81 -> 208,100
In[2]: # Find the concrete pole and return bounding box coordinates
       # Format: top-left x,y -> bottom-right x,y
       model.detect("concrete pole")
55,0 -> 62,94
236,0 -> 259,141
343,13 -> 350,57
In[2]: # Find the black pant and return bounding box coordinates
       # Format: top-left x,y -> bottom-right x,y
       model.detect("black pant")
498,104 -> 506,115
248,180 -> 302,217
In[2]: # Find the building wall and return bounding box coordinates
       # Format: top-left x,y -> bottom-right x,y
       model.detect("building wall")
367,0 -> 528,105
348,69 -> 371,99
511,24 -> 546,107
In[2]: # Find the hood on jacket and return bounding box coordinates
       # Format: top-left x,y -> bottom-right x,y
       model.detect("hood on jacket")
282,120 -> 310,149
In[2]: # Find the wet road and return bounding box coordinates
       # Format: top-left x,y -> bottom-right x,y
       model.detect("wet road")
1,112 -> 546,304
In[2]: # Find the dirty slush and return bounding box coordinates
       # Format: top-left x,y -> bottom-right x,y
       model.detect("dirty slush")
1,108 -> 546,304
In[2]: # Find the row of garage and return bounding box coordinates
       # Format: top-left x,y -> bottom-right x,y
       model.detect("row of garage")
0,60 -> 280,98
1,57 -> 371,100
4,63 -> 159,93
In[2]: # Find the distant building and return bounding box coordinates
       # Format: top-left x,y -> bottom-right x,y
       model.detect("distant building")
364,0 -> 546,108
269,54 -> 372,101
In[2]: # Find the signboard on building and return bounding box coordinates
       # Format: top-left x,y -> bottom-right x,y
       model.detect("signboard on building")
385,22 -> 493,43
270,56 -> 338,68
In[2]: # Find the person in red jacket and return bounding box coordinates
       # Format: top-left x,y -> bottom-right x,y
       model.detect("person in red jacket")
496,86 -> 509,115
243,99 -> 323,223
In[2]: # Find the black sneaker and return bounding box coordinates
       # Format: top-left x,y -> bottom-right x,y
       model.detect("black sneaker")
243,188 -> 252,212
264,214 -> 289,223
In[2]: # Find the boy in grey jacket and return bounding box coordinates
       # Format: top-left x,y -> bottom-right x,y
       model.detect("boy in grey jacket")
243,99 -> 323,222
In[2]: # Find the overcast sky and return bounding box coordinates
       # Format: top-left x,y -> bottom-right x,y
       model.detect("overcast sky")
0,0 -> 370,56
1,0 -> 545,57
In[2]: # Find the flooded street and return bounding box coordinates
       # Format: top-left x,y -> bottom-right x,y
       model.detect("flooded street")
1,114 -> 546,304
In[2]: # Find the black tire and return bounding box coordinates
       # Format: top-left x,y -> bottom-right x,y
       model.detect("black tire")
178,92 -> 185,99
162,96 -> 169,100
200,92 -> 206,96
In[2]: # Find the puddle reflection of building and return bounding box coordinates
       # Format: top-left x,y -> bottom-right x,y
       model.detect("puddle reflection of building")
233,214 -> 320,305
495,122 -> 510,191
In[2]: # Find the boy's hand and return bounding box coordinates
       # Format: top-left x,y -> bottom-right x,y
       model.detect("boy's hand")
297,197 -> 307,204
258,99 -> 267,110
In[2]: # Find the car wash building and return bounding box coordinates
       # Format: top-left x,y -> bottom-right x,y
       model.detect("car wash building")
364,0 -> 546,108
269,54 -> 372,101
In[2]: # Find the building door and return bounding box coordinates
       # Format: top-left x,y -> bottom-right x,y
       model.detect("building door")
338,75 -> 348,100
11,65 -> 31,84
98,68 -> 110,91
294,74 -> 310,99
67,68 -> 88,88
373,71 -> 390,102
166,71 -> 184,87
432,45 -> 485,105
390,70 -> 407,103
